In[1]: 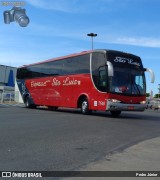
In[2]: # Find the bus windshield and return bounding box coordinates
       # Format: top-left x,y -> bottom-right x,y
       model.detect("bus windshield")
110,67 -> 146,96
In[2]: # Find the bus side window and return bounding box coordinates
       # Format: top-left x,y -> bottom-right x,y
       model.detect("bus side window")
91,52 -> 106,92
98,66 -> 107,91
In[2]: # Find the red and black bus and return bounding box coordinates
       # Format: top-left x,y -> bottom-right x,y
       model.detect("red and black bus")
16,49 -> 155,116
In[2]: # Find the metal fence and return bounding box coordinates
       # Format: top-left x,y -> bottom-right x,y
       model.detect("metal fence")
0,92 -> 15,103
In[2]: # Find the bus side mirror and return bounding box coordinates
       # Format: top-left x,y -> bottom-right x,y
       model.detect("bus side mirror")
145,68 -> 155,83
106,61 -> 114,77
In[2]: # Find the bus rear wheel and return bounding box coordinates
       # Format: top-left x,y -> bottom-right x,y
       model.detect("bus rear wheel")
110,110 -> 121,117
25,96 -> 32,108
81,98 -> 91,114
25,96 -> 36,108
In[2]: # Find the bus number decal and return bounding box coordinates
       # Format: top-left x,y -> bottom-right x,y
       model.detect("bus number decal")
98,101 -> 105,106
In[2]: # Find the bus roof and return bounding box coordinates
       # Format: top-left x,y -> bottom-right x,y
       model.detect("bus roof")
18,49 -> 140,68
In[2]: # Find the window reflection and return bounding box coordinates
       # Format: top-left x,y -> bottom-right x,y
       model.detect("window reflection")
111,67 -> 145,95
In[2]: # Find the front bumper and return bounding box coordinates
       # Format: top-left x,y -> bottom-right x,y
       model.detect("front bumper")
106,100 -> 146,111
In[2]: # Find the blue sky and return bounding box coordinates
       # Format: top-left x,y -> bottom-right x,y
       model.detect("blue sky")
0,0 -> 160,95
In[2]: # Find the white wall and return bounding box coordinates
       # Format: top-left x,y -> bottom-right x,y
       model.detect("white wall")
15,80 -> 23,103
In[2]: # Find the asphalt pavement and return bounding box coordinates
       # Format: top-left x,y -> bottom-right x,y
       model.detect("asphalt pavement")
62,137 -> 160,180
0,105 -> 160,179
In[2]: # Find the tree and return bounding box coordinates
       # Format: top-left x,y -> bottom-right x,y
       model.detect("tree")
146,93 -> 150,97
154,94 -> 159,98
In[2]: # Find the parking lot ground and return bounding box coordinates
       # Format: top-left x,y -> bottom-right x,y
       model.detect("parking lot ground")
63,137 -> 160,180
0,106 -> 160,179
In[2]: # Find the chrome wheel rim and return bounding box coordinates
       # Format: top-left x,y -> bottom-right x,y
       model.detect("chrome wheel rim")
82,101 -> 87,112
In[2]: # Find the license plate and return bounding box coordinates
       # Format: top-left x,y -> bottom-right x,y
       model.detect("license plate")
128,106 -> 134,110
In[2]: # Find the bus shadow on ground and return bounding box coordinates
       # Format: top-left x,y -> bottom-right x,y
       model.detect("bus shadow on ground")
30,106 -> 160,122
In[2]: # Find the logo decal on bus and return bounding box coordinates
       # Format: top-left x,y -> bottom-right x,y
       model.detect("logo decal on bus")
22,83 -> 26,93
52,77 -> 81,86
52,78 -> 61,86
114,57 -> 141,66
63,77 -> 81,86
30,78 -> 81,88
31,80 -> 51,88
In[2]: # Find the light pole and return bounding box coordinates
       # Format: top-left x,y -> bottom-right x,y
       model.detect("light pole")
158,84 -> 160,100
87,33 -> 97,50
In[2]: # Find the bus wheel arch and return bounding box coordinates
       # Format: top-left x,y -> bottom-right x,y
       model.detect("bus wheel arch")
77,95 -> 91,114
24,94 -> 36,108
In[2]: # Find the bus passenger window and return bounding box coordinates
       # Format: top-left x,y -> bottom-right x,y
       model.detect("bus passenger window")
98,66 -> 107,92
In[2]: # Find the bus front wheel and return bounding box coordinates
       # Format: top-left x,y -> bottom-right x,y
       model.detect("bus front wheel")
81,98 -> 91,114
110,110 -> 121,117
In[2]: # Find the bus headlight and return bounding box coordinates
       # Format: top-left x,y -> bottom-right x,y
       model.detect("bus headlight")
108,99 -> 121,103
140,101 -> 146,104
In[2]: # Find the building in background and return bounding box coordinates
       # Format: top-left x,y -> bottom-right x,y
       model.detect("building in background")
0,65 -> 17,103
0,65 -> 17,92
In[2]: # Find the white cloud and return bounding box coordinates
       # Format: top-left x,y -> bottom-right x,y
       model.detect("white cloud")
97,35 -> 160,48
24,22 -> 160,48
115,37 -> 160,48
26,0 -> 74,12
26,0 -> 115,13
23,23 -> 160,48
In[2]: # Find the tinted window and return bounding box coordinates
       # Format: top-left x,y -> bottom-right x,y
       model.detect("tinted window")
17,67 -> 32,79
110,67 -> 146,96
17,54 -> 90,79
37,60 -> 63,76
92,52 -> 106,73
91,52 -> 107,92
63,54 -> 90,75
98,66 -> 108,92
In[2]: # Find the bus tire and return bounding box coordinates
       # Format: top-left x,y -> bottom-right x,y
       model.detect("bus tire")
25,96 -> 32,108
110,110 -> 121,117
81,98 -> 91,114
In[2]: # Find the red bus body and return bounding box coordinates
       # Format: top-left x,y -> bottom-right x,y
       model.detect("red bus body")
16,50 -> 155,116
